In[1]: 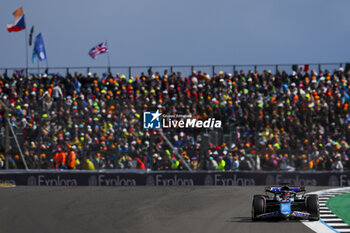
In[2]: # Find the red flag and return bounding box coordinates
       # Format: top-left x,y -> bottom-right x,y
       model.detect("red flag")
7,7 -> 26,32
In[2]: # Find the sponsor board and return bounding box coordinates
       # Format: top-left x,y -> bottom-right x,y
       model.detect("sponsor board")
0,171 -> 348,186
328,175 -> 340,186
145,174 -> 194,186
154,174 -> 194,186
27,175 -> 77,186
340,174 -> 350,186
265,174 -> 317,186
204,174 -> 214,185
211,174 -> 255,186
88,175 -> 136,186
145,175 -> 155,186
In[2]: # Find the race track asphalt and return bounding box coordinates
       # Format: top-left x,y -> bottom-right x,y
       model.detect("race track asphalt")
0,186 -> 328,233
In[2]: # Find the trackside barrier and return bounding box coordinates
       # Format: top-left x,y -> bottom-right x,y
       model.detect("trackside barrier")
0,170 -> 349,187
0,62 -> 345,78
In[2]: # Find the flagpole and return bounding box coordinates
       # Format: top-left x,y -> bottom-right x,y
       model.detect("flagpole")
24,25 -> 28,77
107,51 -> 111,73
44,33 -> 48,72
37,58 -> 40,74
106,41 -> 111,73
46,55 -> 49,73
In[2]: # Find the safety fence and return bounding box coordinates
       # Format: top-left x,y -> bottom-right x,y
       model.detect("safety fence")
0,170 -> 348,186
0,62 -> 347,78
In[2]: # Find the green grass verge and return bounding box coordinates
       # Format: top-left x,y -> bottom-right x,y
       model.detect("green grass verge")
326,193 -> 350,225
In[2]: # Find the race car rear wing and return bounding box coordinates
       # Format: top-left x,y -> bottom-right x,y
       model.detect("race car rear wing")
265,186 -> 305,194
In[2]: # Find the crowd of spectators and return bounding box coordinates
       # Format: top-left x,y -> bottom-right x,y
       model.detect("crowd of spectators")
0,66 -> 350,171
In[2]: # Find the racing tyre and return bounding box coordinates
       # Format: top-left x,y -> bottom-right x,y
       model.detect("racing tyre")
306,194 -> 320,221
252,195 -> 266,221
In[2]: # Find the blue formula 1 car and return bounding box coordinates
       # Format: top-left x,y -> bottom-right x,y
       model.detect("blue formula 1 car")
251,185 -> 319,221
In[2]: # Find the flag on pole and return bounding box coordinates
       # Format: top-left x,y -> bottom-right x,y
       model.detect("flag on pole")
7,7 -> 26,32
32,33 -> 47,63
29,26 -> 34,46
13,69 -> 25,77
292,64 -> 309,72
88,41 -> 108,59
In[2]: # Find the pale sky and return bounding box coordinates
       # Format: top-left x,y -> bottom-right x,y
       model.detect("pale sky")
1,0 -> 349,74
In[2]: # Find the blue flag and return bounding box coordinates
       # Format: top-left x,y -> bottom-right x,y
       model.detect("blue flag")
32,33 -> 47,63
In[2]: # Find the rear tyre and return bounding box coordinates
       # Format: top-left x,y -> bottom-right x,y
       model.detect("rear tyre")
306,195 -> 320,221
252,195 -> 266,221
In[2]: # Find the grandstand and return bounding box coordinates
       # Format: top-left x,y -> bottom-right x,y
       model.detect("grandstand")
0,63 -> 349,172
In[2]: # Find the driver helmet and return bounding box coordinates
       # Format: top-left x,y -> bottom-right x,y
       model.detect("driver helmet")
281,186 -> 290,199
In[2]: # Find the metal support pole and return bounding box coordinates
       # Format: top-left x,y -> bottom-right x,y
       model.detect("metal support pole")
128,67 -> 131,79
276,65 -> 278,73
191,66 -> 194,73
24,26 -> 28,77
200,133 -> 209,170
39,137 -> 42,170
233,65 -> 236,73
170,66 -> 173,73
6,118 -> 28,170
149,130 -> 153,170
212,65 -> 215,77
0,99 -> 29,170
318,64 -> 321,74
158,128 -> 192,171
4,110 -> 9,169
254,65 -> 257,73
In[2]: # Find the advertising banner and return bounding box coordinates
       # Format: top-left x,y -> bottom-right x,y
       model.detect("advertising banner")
0,171 -> 348,186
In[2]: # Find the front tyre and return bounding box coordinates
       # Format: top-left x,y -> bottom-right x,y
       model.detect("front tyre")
306,194 -> 320,221
252,195 -> 266,221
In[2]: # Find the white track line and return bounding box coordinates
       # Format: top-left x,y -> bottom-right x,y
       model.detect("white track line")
303,221 -> 335,233
328,223 -> 350,227
321,214 -> 338,217
321,211 -> 334,214
302,187 -> 350,233
323,219 -> 346,222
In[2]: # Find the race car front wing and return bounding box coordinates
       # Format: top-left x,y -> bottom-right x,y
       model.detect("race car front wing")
257,211 -> 310,219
